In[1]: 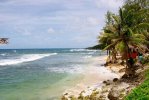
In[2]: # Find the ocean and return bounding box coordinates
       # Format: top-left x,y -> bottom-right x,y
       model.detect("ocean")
0,48 -> 107,100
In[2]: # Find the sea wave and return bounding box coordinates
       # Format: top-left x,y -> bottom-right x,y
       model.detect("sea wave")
48,64 -> 83,74
0,53 -> 6,56
70,49 -> 98,52
83,55 -> 92,59
0,53 -> 57,66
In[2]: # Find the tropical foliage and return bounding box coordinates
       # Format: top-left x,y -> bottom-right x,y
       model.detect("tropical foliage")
98,0 -> 149,76
126,69 -> 149,99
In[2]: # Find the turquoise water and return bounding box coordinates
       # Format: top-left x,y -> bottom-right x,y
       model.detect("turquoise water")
0,49 -> 105,100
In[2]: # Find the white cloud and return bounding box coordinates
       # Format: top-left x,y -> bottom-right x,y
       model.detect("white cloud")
47,28 -> 55,34
0,0 -> 124,48
0,0 -> 56,6
95,0 -> 123,9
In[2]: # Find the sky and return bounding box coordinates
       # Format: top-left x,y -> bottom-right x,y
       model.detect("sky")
0,0 -> 123,49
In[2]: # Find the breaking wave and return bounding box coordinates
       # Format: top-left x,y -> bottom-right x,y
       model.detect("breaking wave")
48,64 -> 84,74
70,49 -> 98,52
0,53 -> 57,66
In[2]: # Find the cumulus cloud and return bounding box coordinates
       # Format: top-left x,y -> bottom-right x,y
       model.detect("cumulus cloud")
0,0 -> 56,5
0,0 -> 124,48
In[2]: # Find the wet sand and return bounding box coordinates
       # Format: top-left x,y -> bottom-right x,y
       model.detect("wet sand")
63,56 -> 122,97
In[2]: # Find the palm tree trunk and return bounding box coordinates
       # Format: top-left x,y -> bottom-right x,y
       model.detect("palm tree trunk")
123,41 -> 135,77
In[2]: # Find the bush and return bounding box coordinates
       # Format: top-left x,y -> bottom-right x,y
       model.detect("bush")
125,69 -> 149,100
142,55 -> 149,64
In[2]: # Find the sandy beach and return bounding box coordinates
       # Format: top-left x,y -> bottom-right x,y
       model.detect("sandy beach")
62,55 -> 125,98
62,53 -> 148,100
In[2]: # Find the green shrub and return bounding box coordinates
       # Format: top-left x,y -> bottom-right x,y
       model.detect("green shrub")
125,69 -> 149,100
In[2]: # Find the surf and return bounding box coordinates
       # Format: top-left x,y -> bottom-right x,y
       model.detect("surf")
0,53 -> 57,66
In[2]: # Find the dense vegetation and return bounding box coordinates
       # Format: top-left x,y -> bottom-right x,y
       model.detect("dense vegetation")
98,0 -> 149,76
87,44 -> 104,50
62,0 -> 149,99
96,0 -> 149,99
126,68 -> 149,99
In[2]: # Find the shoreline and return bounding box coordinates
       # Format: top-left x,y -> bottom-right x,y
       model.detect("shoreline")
61,55 -> 147,100
61,55 -> 126,99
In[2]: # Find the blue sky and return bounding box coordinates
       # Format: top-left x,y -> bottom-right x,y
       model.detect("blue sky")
0,0 -> 123,49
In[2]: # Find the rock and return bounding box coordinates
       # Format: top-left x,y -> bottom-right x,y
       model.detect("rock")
84,95 -> 90,100
103,80 -> 112,85
120,60 -> 125,65
64,93 -> 68,95
89,91 -> 98,100
113,78 -> 119,82
69,95 -> 77,100
61,95 -> 68,100
106,80 -> 112,85
108,82 -> 128,100
103,81 -> 107,84
101,86 -> 109,93
122,74 -> 129,79
119,68 -> 125,73
104,63 -> 108,66
99,94 -> 107,99
108,86 -> 120,100
80,90 -> 85,94
78,93 -> 84,100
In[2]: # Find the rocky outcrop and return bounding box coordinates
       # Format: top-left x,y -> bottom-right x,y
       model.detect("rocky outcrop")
61,78 -> 130,100
108,83 -> 128,100
61,63 -> 146,100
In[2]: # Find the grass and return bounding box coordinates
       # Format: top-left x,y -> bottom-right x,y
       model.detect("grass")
125,67 -> 149,100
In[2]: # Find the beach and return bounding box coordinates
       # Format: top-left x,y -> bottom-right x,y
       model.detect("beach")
62,55 -> 148,100
63,55 -> 125,98
0,48 -> 108,100
0,48 -> 145,100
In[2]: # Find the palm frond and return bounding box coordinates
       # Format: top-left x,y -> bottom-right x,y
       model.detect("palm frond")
133,23 -> 149,30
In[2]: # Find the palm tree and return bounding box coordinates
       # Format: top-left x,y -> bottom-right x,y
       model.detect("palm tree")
123,0 -> 149,49
98,0 -> 149,77
98,27 -> 119,63
100,7 -> 148,77
98,11 -> 119,63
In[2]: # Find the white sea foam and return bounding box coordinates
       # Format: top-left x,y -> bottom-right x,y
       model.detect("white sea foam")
70,49 -> 98,52
83,56 -> 92,59
0,53 -> 6,56
48,55 -> 107,74
70,49 -> 85,52
0,53 -> 57,66
48,65 -> 84,74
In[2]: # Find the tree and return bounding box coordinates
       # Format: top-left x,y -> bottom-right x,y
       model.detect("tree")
123,0 -> 149,49
98,11 -> 118,63
99,7 -> 149,77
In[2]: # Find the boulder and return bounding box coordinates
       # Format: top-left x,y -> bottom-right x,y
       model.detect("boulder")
108,83 -> 127,100
103,80 -> 112,85
108,86 -> 120,100
113,78 -> 119,82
